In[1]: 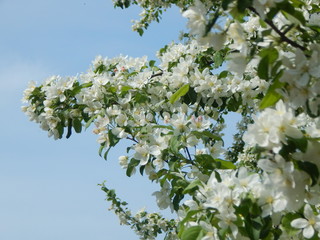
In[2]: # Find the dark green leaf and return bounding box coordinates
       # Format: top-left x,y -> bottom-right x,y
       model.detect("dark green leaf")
149,60 -> 156,68
218,70 -> 229,79
222,0 -> 234,10
257,55 -> 269,80
182,86 -> 197,105
72,118 -> 82,133
57,122 -> 64,139
297,161 -> 319,186
134,92 -> 148,103
94,64 -> 106,74
66,119 -> 72,139
137,28 -> 144,36
103,147 -> 111,160
260,216 -> 272,239
287,136 -> 308,153
108,131 -> 120,147
173,193 -> 184,211
237,0 -> 252,13
280,9 -> 306,25
126,158 -> 140,177
139,165 -> 145,176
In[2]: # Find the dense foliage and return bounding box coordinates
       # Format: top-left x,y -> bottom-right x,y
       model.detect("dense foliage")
23,0 -> 320,239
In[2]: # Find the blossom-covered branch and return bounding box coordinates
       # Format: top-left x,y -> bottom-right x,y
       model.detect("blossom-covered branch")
22,0 -> 320,239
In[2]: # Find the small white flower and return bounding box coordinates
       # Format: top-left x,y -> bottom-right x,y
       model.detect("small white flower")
118,155 -> 128,169
291,204 -> 320,239
182,0 -> 207,36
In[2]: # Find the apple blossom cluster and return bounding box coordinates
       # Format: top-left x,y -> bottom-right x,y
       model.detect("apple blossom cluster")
23,0 -> 320,239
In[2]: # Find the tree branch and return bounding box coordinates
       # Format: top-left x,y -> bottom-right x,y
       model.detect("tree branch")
150,70 -> 163,79
249,7 -> 306,51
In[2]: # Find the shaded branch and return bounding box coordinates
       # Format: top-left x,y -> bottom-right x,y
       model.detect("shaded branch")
150,70 -> 163,79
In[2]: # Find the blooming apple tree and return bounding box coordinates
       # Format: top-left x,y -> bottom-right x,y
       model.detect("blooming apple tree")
22,0 -> 320,239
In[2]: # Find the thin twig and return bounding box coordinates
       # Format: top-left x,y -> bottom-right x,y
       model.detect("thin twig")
249,7 -> 306,51
185,147 -> 193,162
126,136 -> 139,143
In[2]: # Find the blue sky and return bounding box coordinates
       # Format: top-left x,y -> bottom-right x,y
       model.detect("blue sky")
0,1 -> 187,239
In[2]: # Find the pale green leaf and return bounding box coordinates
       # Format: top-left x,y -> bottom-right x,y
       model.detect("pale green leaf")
169,84 -> 190,104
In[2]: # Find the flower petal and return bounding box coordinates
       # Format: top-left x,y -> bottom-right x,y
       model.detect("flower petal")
303,225 -> 315,239
291,218 -> 309,228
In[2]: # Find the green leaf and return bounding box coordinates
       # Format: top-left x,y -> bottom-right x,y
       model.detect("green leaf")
98,144 -> 104,157
214,51 -> 224,68
259,77 -> 284,109
81,82 -> 93,88
243,216 -> 262,240
260,216 -> 272,239
191,130 -> 223,142
169,84 -> 190,104
169,135 -> 181,154
297,161 -> 319,186
215,158 -> 236,169
237,0 -> 252,13
173,193 -> 184,211
85,114 -> 98,130
57,122 -> 64,139
94,64 -> 106,74
139,165 -> 145,176
121,85 -> 132,93
260,48 -> 279,64
280,8 -> 306,25
66,119 -> 72,139
179,210 -> 202,228
227,95 -> 242,112
152,125 -> 174,130
222,0 -> 234,10
287,136 -> 308,153
181,226 -> 203,240
72,118 -> 82,133
149,60 -> 156,68
134,92 -> 148,103
182,86 -> 197,105
183,179 -> 202,194
103,147 -> 111,160
108,131 -> 120,147
257,55 -> 269,80
126,158 -> 140,177
137,28 -> 144,36
218,70 -> 229,79
281,213 -> 301,236
195,154 -> 216,169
